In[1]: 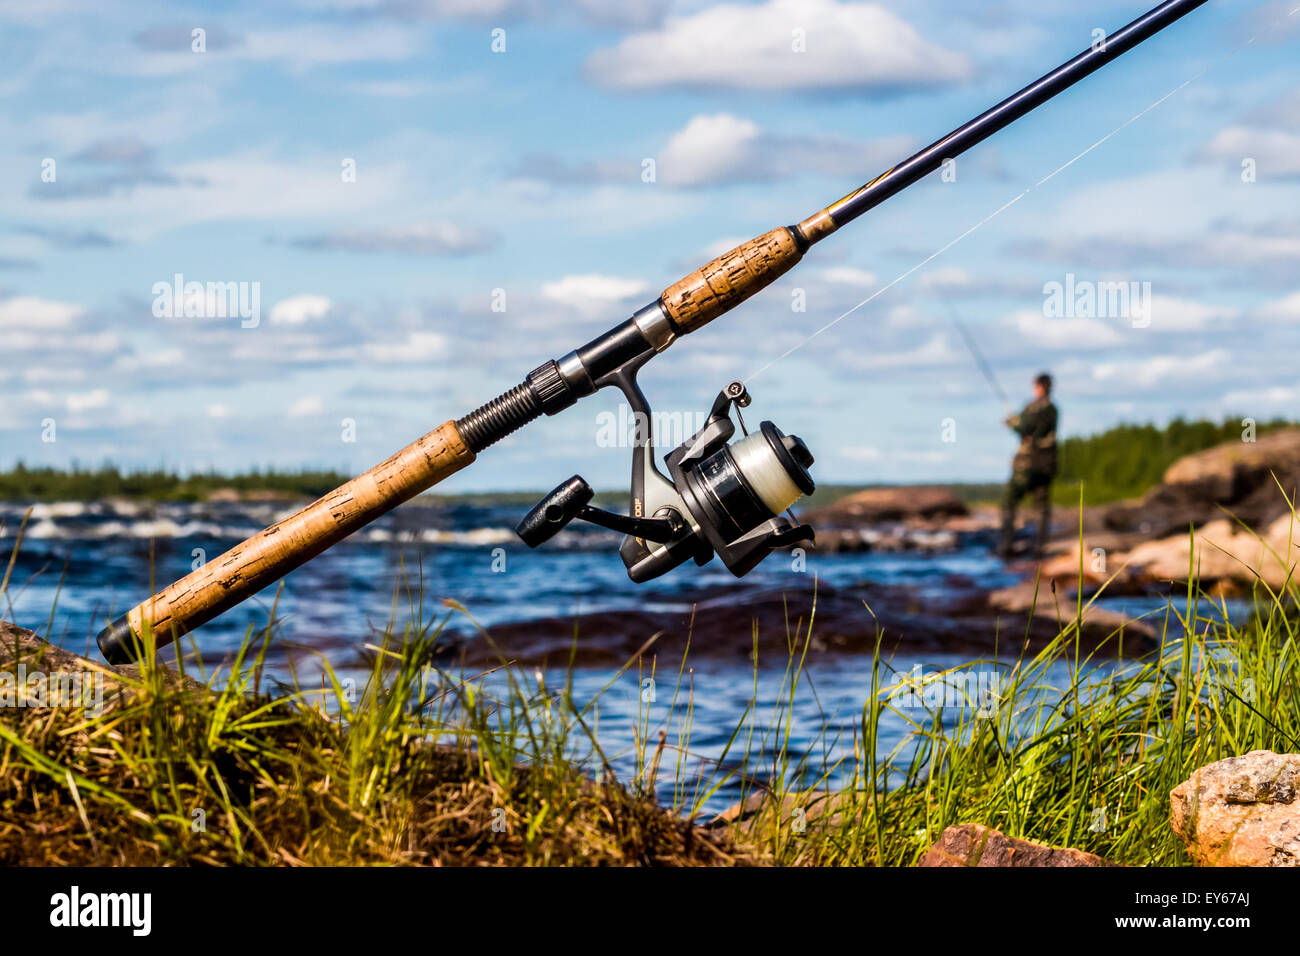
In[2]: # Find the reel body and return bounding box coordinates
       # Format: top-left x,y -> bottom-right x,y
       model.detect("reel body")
517,371 -> 815,583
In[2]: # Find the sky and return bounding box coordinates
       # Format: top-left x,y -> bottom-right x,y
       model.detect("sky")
0,0 -> 1297,492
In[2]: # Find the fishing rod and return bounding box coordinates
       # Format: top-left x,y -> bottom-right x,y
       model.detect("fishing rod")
98,0 -> 1210,663
941,299 -> 1012,414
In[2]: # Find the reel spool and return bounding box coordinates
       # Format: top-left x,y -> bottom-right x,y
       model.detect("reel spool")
517,377 -> 815,583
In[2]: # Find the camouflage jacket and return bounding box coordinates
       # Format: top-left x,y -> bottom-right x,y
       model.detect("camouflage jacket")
1006,396 -> 1058,476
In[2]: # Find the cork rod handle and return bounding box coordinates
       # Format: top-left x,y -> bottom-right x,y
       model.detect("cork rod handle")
98,420 -> 474,663
659,226 -> 806,335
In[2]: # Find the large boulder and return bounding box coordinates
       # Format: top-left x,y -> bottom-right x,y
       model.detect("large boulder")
807,486 -> 968,526
1163,429 -> 1300,489
1170,750 -> 1300,866
987,581 -> 1157,645
1101,429 -> 1300,539
0,619 -> 204,710
1038,510 -> 1300,592
1122,512 -> 1299,590
917,823 -> 1113,867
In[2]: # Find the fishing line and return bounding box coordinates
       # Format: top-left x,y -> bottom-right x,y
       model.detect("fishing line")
743,5 -> 1298,385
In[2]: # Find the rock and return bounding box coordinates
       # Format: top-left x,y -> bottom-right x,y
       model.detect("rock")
1164,429 -> 1300,489
986,581 -> 1158,646
807,486 -> 968,526
917,823 -> 1113,867
813,526 -> 959,554
0,620 -> 203,708
1038,509 -> 1300,592
438,575 -> 1148,668
1099,429 -> 1300,540
1170,750 -> 1300,866
1122,512 -> 1300,590
711,790 -> 847,830
1035,549 -> 1122,592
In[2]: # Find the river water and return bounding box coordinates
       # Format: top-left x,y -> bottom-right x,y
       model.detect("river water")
0,497 -> 1188,813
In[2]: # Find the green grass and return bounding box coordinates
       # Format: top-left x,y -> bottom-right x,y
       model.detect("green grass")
2,506 -> 1298,866
731,573 -> 1299,865
0,612 -> 756,865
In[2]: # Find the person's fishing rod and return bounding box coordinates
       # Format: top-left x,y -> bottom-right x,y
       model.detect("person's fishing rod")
98,0 -> 1211,663
940,299 -> 1012,415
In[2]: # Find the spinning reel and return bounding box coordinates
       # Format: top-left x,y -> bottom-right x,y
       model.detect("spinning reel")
516,360 -> 816,582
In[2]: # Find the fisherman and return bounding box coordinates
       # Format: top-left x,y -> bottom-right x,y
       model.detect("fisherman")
998,372 -> 1058,560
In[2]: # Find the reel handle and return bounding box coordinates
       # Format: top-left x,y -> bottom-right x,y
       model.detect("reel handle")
516,475 -> 680,547
516,476 -> 594,547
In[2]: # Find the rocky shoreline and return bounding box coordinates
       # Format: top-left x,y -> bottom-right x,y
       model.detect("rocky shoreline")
433,572 -> 1158,669
813,430 -> 1300,592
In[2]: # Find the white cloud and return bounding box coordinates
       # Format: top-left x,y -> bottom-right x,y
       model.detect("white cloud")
1010,310 -> 1124,350
363,331 -> 447,363
292,221 -> 495,256
115,348 -> 185,371
660,114 -> 761,187
841,445 -> 881,461
585,0 -> 970,93
655,111 -> 915,187
842,333 -> 960,370
1221,384 -> 1299,408
270,294 -> 332,325
287,395 -> 324,418
124,24 -> 421,76
1146,295 -> 1239,332
1261,290 -> 1300,321
1090,349 -> 1231,387
819,266 -> 876,287
239,25 -> 420,68
23,367 -> 85,384
541,274 -> 652,319
66,388 -> 110,413
5,330 -> 120,355
20,152 -> 408,240
0,295 -> 85,329
919,266 -> 975,293
208,404 -> 230,419
1199,126 -> 1300,179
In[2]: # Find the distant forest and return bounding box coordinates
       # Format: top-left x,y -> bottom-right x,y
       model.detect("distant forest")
0,465 -> 353,502
0,416 -> 1291,504
1054,416 -> 1292,505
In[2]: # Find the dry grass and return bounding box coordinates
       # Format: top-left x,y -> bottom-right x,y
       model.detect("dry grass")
0,619 -> 758,866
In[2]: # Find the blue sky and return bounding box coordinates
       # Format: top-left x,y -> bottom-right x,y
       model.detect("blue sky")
1,0 -> 1297,492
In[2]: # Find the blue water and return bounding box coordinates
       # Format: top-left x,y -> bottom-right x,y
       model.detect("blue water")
1,498 -> 1021,658
0,498 -> 1197,813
